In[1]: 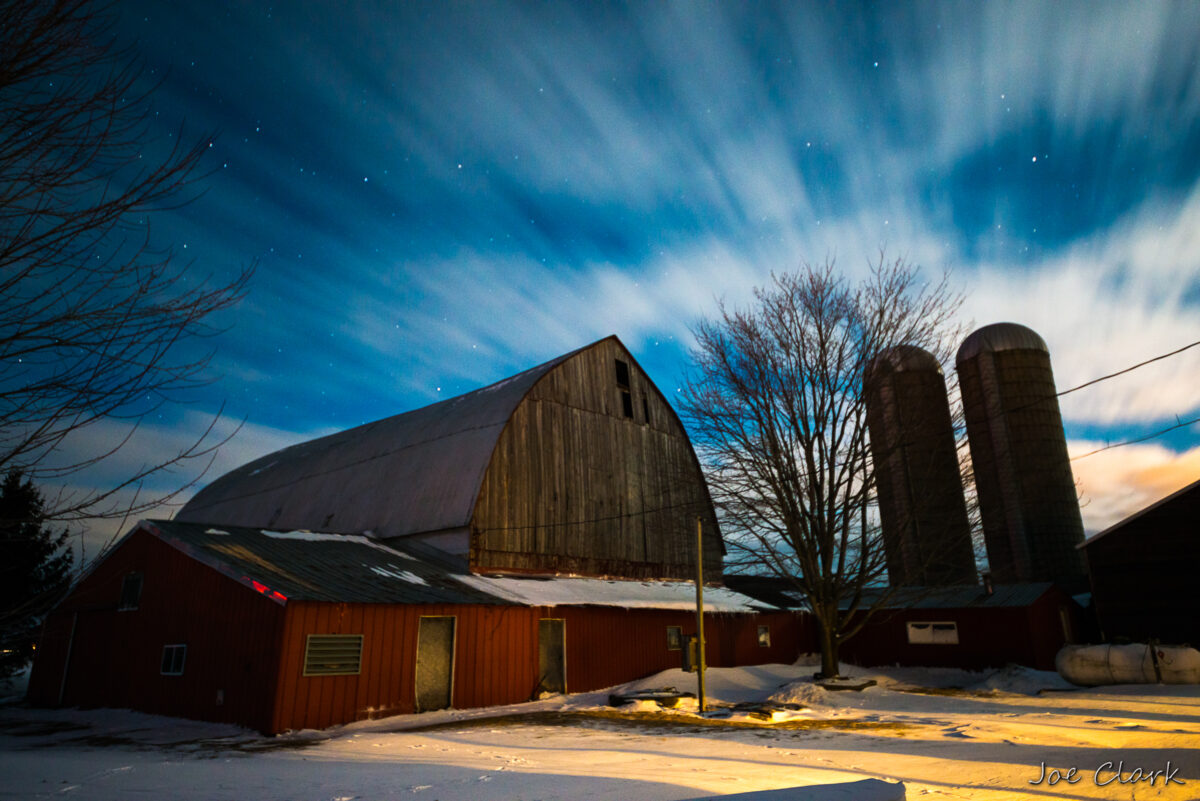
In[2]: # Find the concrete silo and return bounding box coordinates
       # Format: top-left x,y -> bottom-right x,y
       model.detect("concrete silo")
866,345 -> 976,587
955,323 -> 1087,589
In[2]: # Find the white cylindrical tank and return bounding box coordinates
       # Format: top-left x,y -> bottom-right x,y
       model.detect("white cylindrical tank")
1056,643 -> 1200,686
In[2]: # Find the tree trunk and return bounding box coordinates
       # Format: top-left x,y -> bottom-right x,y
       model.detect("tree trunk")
817,611 -> 840,679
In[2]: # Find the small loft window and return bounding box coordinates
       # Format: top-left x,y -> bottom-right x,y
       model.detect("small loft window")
620,390 -> 634,418
303,634 -> 363,676
666,626 -> 683,651
118,573 -> 143,611
757,626 -> 771,647
161,644 -> 187,676
614,358 -> 630,388
641,395 -> 650,425
906,621 -> 959,645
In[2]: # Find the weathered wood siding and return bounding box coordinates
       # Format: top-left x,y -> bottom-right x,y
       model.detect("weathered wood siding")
471,338 -> 722,581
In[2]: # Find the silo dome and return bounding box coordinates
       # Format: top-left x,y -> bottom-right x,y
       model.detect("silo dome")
956,322 -> 1048,364
955,323 -> 1086,590
865,345 -> 975,587
869,344 -> 945,376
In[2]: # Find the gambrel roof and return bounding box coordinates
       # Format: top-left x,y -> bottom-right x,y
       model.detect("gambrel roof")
177,344 -> 581,538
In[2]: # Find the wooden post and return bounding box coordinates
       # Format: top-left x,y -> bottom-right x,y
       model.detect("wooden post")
695,516 -> 706,714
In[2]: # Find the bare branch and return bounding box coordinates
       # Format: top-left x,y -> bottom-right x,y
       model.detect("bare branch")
680,255 -> 966,677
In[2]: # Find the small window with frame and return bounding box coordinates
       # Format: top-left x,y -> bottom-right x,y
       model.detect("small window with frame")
161,644 -> 187,676
906,621 -> 959,645
118,572 -> 143,611
757,625 -> 771,647
666,626 -> 683,651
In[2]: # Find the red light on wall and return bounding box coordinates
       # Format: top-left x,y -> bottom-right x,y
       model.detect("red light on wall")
271,590 -> 287,601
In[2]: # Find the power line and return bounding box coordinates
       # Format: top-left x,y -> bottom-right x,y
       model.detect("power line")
1070,414 -> 1200,461
1056,339 -> 1200,397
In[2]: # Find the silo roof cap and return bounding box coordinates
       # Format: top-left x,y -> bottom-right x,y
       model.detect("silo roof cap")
956,322 -> 1048,364
868,344 -> 944,377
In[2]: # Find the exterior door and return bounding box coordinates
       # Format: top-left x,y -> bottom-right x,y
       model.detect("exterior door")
415,616 -> 455,712
538,618 -> 566,695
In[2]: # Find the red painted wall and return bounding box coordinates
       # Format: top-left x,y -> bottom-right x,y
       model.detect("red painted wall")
28,529 -> 285,732
31,530 -> 815,734
271,603 -> 809,732
838,590 -> 1081,671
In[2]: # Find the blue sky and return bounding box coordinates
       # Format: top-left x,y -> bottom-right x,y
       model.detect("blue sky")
63,1 -> 1200,551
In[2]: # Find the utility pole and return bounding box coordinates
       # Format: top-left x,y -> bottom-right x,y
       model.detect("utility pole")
695,516 -> 707,714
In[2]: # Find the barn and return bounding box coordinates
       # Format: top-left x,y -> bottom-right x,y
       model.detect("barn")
837,583 -> 1084,671
176,335 -> 723,581
30,337 -> 806,732
28,520 -> 801,733
1081,477 -> 1200,646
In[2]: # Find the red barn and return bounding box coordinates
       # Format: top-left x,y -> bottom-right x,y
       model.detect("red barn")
30,337 -> 807,732
838,583 -> 1084,671
29,521 -> 801,733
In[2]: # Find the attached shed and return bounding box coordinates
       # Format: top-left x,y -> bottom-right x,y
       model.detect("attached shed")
838,583 -> 1083,671
177,336 -> 723,582
1081,478 -> 1200,646
29,521 -> 803,733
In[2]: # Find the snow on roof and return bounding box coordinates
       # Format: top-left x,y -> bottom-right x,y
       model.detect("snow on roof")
261,528 -> 403,556
140,520 -> 770,612
455,573 -> 763,613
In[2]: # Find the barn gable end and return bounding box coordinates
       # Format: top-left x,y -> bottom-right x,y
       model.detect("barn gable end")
472,337 -> 721,580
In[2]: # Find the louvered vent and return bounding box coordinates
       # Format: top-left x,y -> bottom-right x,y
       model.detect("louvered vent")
303,634 -> 363,676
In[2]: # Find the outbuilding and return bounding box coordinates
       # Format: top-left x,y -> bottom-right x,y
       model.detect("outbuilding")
838,583 -> 1084,671
1081,477 -> 1200,646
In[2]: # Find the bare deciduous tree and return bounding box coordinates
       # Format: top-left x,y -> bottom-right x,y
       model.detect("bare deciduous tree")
680,257 -> 964,678
0,0 -> 251,527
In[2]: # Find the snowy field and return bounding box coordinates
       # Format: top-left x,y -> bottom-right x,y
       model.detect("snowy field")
2,658 -> 1199,801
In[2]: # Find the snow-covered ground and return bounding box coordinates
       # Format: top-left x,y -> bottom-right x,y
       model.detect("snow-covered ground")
2,658 -> 1198,800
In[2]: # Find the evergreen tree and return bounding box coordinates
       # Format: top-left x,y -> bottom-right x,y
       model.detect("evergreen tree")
0,469 -> 72,679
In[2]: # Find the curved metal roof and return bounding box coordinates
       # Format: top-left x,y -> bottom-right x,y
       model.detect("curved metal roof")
868,344 -> 944,377
177,341 -> 591,537
956,322 -> 1048,364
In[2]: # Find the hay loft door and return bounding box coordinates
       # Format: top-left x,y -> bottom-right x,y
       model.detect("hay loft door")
415,616 -> 456,712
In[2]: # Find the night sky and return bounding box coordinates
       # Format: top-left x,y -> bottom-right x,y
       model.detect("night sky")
68,1 -> 1200,551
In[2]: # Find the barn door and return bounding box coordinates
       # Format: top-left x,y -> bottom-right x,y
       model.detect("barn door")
415,616 -> 455,712
538,618 -> 566,695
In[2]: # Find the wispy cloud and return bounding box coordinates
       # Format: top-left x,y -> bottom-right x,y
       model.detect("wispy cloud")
54,0 -> 1197,551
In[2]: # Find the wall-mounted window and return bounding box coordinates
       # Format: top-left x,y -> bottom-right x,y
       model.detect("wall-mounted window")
303,634 -> 363,676
757,626 -> 771,647
906,621 -> 959,645
160,644 -> 187,676
641,395 -> 650,425
118,573 -> 143,611
666,626 -> 683,650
